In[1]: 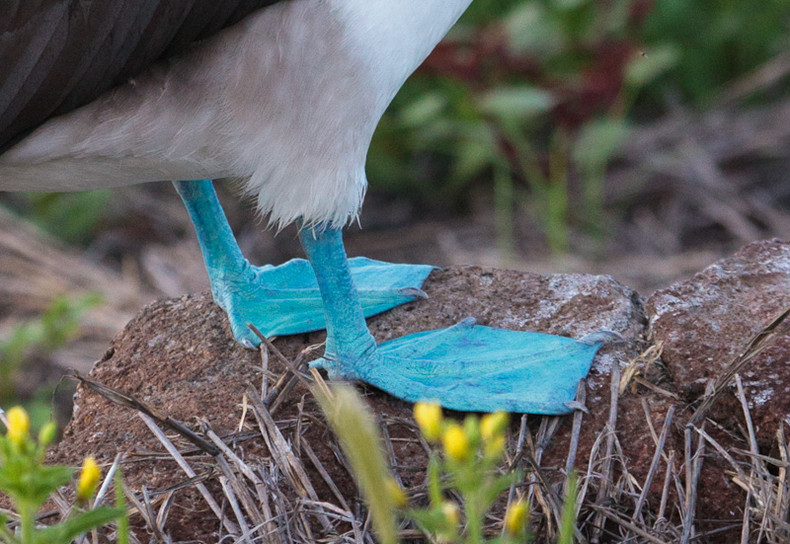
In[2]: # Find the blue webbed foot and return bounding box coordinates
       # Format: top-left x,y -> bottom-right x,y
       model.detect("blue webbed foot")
300,225 -> 604,415
312,318 -> 605,414
176,178 -> 603,414
173,179 -> 433,347
215,257 -> 433,346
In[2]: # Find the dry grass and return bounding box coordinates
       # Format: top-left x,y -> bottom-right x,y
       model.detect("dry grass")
0,206 -> 152,374
61,308 -> 789,544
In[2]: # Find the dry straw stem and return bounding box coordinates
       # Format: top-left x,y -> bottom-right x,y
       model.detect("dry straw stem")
590,354 -> 620,544
691,384 -> 790,544
138,412 -> 236,535
610,59 -> 790,255
71,299 -> 790,543
76,372 -> 220,456
632,402 -> 675,523
84,361 -> 369,542
689,307 -> 790,428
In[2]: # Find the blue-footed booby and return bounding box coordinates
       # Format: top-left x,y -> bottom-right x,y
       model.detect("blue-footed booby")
0,0 -> 603,413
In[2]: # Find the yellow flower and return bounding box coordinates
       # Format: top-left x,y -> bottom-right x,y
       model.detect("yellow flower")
441,423 -> 470,462
484,434 -> 506,460
76,456 -> 101,502
441,500 -> 460,526
480,411 -> 508,442
5,406 -> 30,447
38,421 -> 57,447
414,401 -> 443,442
384,477 -> 408,508
504,499 -> 529,537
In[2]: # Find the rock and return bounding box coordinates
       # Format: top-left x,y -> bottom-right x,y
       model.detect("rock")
644,239 -> 790,532
46,246 -> 790,542
646,239 -> 790,445
50,266 -> 645,541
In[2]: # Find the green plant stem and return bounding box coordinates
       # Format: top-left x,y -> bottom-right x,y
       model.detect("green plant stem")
17,503 -> 33,544
464,491 -> 482,544
493,164 -> 515,256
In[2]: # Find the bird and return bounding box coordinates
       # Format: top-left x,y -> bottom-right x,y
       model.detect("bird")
0,0 -> 606,414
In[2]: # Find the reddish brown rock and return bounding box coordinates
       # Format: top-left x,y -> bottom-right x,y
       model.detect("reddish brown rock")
50,266 -> 646,541
49,245 -> 790,542
646,239 -> 790,445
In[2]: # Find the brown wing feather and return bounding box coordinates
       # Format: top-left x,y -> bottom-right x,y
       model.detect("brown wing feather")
0,0 -> 284,151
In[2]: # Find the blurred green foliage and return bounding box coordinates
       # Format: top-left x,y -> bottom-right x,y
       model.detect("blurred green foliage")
0,293 -> 102,425
21,190 -> 111,245
11,0 -> 790,253
368,0 -> 790,252
642,0 -> 790,104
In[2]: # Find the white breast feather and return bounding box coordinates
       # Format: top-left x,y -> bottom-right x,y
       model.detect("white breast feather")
0,0 -> 473,227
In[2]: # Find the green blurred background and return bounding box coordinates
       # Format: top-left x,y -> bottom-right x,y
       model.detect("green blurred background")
368,0 -> 790,252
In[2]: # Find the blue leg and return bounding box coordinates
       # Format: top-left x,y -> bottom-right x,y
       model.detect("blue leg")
300,226 -> 607,414
173,180 -> 433,346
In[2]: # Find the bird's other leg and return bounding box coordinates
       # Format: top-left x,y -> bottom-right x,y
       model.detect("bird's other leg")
298,225 -> 377,375
300,224 -> 610,414
173,180 -> 433,347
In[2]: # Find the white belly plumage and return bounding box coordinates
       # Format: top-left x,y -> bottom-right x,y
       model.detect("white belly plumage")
0,0 -> 471,227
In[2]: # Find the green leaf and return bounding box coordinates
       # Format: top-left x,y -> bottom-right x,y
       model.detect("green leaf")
400,92 -> 447,127
625,45 -> 679,89
479,86 -> 555,121
554,0 -> 589,11
450,137 -> 495,184
572,118 -> 629,174
33,507 -> 125,544
0,463 -> 73,507
504,3 -> 564,57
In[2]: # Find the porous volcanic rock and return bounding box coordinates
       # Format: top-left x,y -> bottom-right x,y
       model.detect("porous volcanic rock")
48,248 -> 790,543
50,266 -> 645,541
646,239 -> 790,446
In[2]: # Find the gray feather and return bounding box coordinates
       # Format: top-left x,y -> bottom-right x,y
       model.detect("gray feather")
0,0 -> 285,151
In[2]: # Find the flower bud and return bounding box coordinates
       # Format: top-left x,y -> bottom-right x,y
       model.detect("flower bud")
38,421 -> 57,447
6,406 -> 30,447
77,456 -> 101,502
414,402 -> 443,442
504,499 -> 529,537
385,477 -> 408,508
484,434 -> 506,460
442,423 -> 470,462
480,411 -> 508,442
441,500 -> 460,526
436,501 -> 460,543
463,415 -> 480,448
